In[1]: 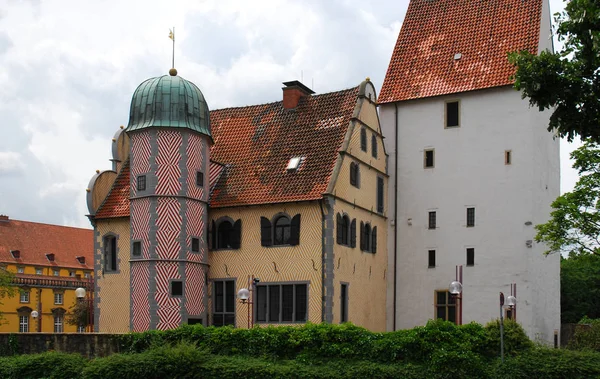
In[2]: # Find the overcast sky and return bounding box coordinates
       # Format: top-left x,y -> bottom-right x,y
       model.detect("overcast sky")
0,0 -> 575,228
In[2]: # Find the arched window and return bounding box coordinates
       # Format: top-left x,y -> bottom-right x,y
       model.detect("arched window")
360,128 -> 367,152
350,162 -> 360,188
337,214 -> 356,247
217,220 -> 234,249
274,216 -> 291,245
360,222 -> 372,252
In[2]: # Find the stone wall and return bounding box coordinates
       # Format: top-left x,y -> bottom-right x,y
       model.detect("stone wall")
0,333 -> 121,358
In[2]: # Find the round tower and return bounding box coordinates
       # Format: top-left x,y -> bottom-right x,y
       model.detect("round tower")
126,70 -> 211,331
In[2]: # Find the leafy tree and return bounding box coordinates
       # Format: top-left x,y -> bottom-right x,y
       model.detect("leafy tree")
509,0 -> 600,142
0,267 -> 16,324
536,141 -> 600,256
65,298 -> 92,330
561,253 -> 600,323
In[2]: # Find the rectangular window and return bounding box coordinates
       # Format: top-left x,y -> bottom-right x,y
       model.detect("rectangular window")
435,291 -> 456,324
17,266 -> 24,274
505,150 -> 512,165
340,283 -> 348,323
132,241 -> 141,256
377,177 -> 384,214
171,281 -> 183,297
424,149 -> 435,168
256,283 -> 307,323
19,316 -> 28,333
104,236 -> 118,272
20,291 -> 30,303
213,280 -> 235,326
466,207 -> 475,227
35,268 -> 42,275
466,248 -> 475,266
84,272 -> 90,279
428,211 -> 436,229
191,237 -> 200,253
371,135 -> 378,158
428,250 -> 436,268
446,101 -> 459,127
53,269 -> 59,276
137,175 -> 147,191
196,171 -> 204,187
54,293 -> 63,305
54,315 -> 63,333
77,325 -> 86,333
69,271 -> 75,277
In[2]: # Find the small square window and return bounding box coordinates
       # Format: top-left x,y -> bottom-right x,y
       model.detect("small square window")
84,272 -> 90,279
53,270 -> 59,276
137,175 -> 147,191
196,171 -> 204,187
133,241 -> 141,256
466,248 -> 475,266
17,267 -> 24,274
467,207 -> 475,227
35,268 -> 42,275
446,101 -> 459,127
20,291 -> 30,303
69,271 -> 75,277
505,150 -> 512,165
171,281 -> 183,296
428,211 -> 437,229
428,250 -> 436,268
54,293 -> 63,305
424,149 -> 435,168
191,237 -> 200,253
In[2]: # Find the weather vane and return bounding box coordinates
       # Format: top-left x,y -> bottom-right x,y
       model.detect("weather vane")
169,27 -> 177,76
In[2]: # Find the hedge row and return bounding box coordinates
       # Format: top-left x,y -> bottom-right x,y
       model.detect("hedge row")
568,317 -> 600,352
1,343 -> 600,379
115,319 -> 532,363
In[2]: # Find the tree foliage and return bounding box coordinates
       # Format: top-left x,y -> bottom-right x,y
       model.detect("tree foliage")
0,267 -> 16,324
561,254 -> 600,323
509,0 -> 600,142
536,141 -> 600,256
65,298 -> 91,328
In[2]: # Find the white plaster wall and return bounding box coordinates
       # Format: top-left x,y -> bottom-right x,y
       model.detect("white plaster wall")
380,85 -> 560,343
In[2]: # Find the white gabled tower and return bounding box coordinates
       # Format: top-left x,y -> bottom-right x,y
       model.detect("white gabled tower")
379,0 -> 560,344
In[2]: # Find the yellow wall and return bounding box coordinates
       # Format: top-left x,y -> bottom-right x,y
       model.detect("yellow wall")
0,264 -> 93,333
208,202 -> 323,328
95,218 -> 131,333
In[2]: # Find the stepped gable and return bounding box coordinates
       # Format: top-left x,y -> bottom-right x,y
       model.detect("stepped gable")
379,0 -> 543,103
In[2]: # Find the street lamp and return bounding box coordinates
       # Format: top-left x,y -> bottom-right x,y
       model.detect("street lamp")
237,288 -> 250,304
31,310 -> 39,332
448,265 -> 463,325
237,276 -> 259,328
499,291 -> 517,363
75,286 -> 93,332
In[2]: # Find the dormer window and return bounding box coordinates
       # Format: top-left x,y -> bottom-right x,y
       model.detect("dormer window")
10,250 -> 20,259
286,157 -> 304,171
46,253 -> 55,262
76,256 -> 86,265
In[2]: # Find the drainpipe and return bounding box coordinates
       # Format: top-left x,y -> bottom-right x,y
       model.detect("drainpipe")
393,102 -> 399,331
319,199 -> 326,323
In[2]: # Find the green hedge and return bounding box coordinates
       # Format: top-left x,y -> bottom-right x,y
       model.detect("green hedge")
568,317 -> 600,352
0,351 -> 86,379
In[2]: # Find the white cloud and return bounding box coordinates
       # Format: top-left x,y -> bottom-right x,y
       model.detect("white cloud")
0,152 -> 25,174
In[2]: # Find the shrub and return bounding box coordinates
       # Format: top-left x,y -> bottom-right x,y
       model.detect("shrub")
0,351 -> 86,379
568,317 -> 600,352
482,318 -> 533,358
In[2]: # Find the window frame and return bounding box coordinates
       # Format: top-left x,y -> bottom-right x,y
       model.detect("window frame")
191,237 -> 200,253
428,211 -> 437,229
466,207 -> 475,227
54,315 -> 64,333
376,176 -> 384,214
371,134 -> 378,158
445,100 -> 460,128
53,269 -> 60,276
360,128 -> 367,152
505,150 -> 512,165
35,268 -> 43,275
424,149 -> 435,168
19,315 -> 29,333
103,234 -> 118,272
428,250 -> 436,268
17,266 -> 24,274
255,282 -> 308,324
466,247 -> 475,266
137,174 -> 147,191
349,162 -> 360,188
20,291 -> 30,303
212,279 -> 236,327
340,282 -> 349,323
54,292 -> 64,305
434,290 -> 457,324
171,280 -> 183,297
196,171 -> 204,187
273,215 -> 292,246
132,240 -> 142,257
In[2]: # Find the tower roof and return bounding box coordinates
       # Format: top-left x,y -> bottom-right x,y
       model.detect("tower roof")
379,0 -> 543,103
126,73 -> 211,137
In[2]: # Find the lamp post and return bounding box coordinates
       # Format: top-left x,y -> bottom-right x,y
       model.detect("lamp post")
31,310 -> 39,333
237,276 -> 259,328
448,265 -> 463,325
499,291 -> 517,363
75,286 -> 93,332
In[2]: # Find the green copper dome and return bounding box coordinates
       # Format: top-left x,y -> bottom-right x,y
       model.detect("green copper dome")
126,73 -> 211,137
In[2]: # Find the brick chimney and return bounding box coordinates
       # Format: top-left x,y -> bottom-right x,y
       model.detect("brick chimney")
282,81 -> 315,109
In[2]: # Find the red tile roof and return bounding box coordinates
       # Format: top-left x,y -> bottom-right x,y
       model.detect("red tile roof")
379,0 -> 543,103
94,86 -> 360,216
209,87 -> 359,207
0,218 -> 93,270
94,160 -> 130,219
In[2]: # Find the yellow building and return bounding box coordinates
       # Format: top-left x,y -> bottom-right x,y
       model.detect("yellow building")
0,216 -> 94,333
88,72 -> 388,332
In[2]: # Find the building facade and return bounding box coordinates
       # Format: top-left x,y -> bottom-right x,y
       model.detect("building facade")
0,216 -> 94,333
88,74 -> 388,332
379,0 -> 560,343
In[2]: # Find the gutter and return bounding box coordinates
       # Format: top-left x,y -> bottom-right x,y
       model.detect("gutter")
393,102 -> 399,331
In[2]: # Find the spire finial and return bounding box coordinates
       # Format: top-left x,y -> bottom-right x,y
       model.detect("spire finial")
168,27 -> 176,75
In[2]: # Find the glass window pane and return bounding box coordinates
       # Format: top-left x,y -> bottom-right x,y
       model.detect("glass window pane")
295,284 -> 307,322
436,291 -> 446,305
448,306 -> 456,323
448,294 -> 456,305
213,314 -> 224,327
224,314 -> 235,326
215,281 -> 224,312
281,285 -> 294,322
225,281 -> 235,312
256,286 -> 267,322
269,286 -> 280,322
436,306 -> 446,320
